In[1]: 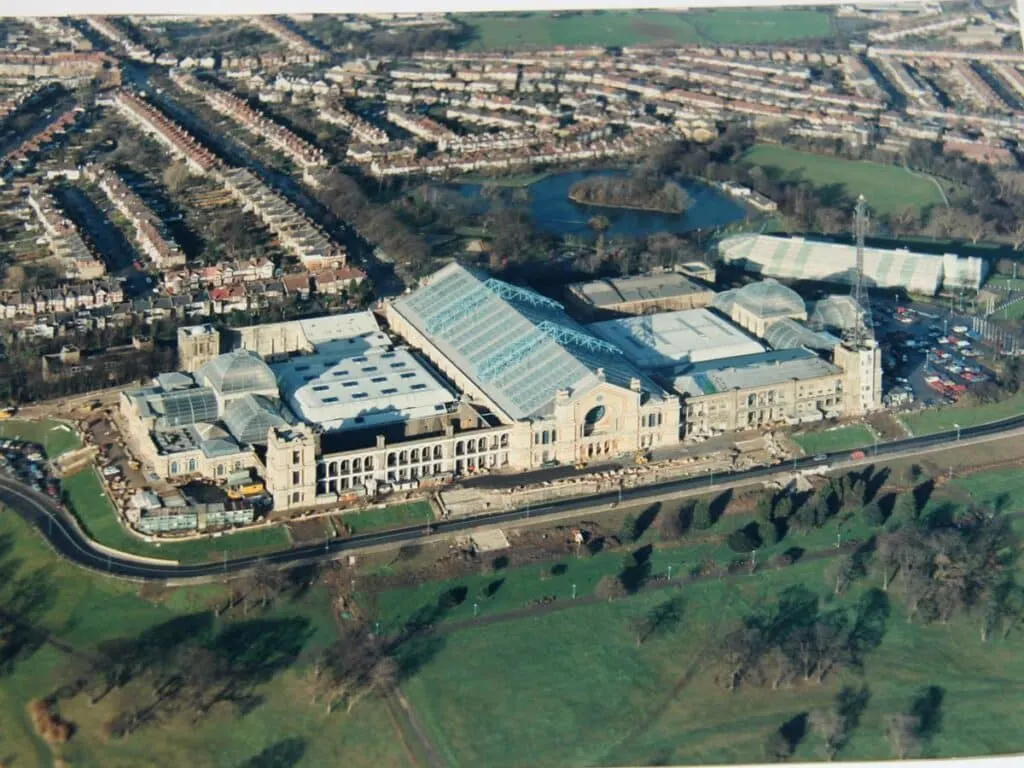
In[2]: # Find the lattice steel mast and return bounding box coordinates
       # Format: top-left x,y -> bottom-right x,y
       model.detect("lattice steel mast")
846,194 -> 873,348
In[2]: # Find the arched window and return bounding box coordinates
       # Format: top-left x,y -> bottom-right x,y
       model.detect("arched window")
188,458 -> 197,473
583,405 -> 606,437
170,461 -> 179,475
216,464 -> 224,476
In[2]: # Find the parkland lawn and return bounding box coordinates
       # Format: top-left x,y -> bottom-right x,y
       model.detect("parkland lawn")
900,390 -> 1024,436
0,512 -> 407,768
456,9 -> 833,50
741,144 -> 948,215
3,458 -> 1024,765
792,424 -> 875,456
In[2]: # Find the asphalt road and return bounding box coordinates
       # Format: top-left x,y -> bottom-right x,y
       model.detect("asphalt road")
2,414 -> 1023,582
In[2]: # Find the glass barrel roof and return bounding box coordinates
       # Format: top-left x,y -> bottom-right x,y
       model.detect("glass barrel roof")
155,387 -> 219,429
222,394 -> 286,445
394,263 -> 649,420
811,295 -> 864,331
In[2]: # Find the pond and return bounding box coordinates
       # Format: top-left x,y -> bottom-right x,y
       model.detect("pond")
454,169 -> 748,239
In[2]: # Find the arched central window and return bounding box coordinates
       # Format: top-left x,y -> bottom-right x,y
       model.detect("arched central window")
583,405 -> 606,437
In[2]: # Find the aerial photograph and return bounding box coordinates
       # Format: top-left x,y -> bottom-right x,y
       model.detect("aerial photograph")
0,1 -> 1023,766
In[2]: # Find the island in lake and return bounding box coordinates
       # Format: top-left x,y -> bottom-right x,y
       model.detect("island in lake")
568,174 -> 693,214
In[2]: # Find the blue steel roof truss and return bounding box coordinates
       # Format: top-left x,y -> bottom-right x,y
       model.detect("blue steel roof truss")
483,278 -> 564,312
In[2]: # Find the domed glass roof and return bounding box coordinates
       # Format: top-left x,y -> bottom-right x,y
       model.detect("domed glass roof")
811,295 -> 864,331
197,350 -> 278,396
711,279 -> 806,319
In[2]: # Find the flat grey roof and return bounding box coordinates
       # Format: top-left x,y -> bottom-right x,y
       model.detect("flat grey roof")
589,309 -> 764,370
673,347 -> 841,397
569,272 -> 711,308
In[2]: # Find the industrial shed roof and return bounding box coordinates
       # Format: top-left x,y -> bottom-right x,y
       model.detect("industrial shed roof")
568,272 -> 711,309
673,348 -> 841,398
391,262 -> 664,421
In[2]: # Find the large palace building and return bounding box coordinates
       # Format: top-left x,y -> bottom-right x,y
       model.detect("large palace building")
123,262 -> 884,512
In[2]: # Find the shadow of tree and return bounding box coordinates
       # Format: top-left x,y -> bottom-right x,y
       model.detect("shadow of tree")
849,588 -> 890,664
913,479 -> 936,515
621,544 -> 653,593
236,737 -> 307,768
911,685 -> 944,744
780,712 -> 808,752
634,503 -> 661,539
709,489 -> 733,525
863,466 -> 891,505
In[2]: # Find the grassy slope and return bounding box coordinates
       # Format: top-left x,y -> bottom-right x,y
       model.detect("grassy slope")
370,504 -> 877,634
741,145 -> 946,215
344,500 -> 434,535
0,512 -> 407,768
456,9 -> 832,50
900,390 -> 1024,436
792,424 -> 875,456
403,559 -> 1024,767
385,467 -> 1024,766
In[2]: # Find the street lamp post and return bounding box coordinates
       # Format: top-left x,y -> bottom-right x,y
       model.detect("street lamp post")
954,423 -> 961,442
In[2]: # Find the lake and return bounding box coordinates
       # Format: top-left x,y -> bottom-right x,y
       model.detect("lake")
454,169 -> 748,239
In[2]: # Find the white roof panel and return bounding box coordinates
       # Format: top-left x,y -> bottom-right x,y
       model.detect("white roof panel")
589,309 -> 764,370
274,346 -> 454,431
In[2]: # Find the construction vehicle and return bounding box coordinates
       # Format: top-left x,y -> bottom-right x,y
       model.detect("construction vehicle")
0,406 -> 16,421
574,461 -> 587,470
634,451 -> 649,466
240,482 -> 265,498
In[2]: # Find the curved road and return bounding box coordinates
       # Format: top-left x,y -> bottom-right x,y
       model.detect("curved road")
3,414 -> 1023,582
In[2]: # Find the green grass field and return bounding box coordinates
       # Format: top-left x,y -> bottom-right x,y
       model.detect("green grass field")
456,9 -> 833,50
741,145 -> 947,216
61,468 -> 292,565
0,419 -> 81,458
343,500 -> 434,535
401,557 -> 1024,767
900,390 -> 1024,436
368,500 -> 875,635
988,276 -> 1024,291
792,424 -> 875,456
992,299 -> 1024,321
0,512 -> 406,768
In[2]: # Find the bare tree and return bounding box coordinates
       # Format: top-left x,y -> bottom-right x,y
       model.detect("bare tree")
162,161 -> 192,194
809,707 -> 847,761
890,206 -> 920,237
884,713 -> 921,759
595,574 -> 627,602
321,625 -> 394,714
588,215 -> 611,271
